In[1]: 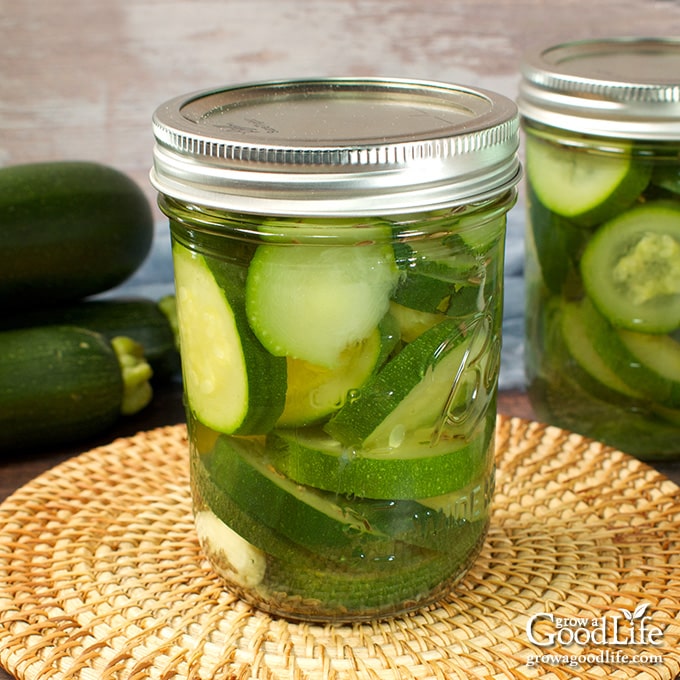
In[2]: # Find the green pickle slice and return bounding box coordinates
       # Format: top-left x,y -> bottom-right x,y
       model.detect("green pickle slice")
266,427 -> 490,500
580,201 -> 680,333
245,240 -> 399,369
578,298 -> 680,408
560,300 -> 644,403
172,242 -> 286,434
206,435 -> 389,551
525,135 -> 651,227
324,314 -> 492,449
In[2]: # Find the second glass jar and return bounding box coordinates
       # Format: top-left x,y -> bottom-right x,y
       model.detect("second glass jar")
520,38 -> 680,460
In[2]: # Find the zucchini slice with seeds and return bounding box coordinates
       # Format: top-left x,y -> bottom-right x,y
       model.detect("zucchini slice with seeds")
581,201 -> 680,333
245,241 -> 399,369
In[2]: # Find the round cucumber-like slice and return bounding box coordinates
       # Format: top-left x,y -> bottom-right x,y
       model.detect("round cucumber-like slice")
266,428 -> 488,500
172,243 -> 286,434
325,315 -> 492,448
580,298 -> 680,408
245,241 -> 399,369
525,135 -> 650,227
458,215 -> 505,253
192,448 -> 317,564
581,201 -> 680,333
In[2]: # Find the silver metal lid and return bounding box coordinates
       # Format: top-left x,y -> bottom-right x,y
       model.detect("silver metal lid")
150,77 -> 520,216
519,37 -> 680,140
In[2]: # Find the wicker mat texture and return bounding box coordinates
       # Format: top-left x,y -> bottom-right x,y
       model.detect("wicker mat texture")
1,416 -> 679,680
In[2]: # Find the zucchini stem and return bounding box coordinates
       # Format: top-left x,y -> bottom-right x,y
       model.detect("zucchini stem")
111,336 -> 154,415
158,294 -> 180,350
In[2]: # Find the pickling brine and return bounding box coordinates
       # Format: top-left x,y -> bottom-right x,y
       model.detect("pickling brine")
167,203 -> 506,621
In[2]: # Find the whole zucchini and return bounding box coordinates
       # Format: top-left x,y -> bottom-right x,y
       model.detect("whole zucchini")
0,325 -> 153,453
2,296 -> 180,380
0,161 -> 154,309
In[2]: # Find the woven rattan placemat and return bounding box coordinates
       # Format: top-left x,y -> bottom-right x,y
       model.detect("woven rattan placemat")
1,416 -> 679,680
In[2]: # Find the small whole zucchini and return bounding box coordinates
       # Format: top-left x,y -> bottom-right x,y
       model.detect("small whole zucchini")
0,325 -> 153,453
1,296 -> 180,380
0,161 -> 154,309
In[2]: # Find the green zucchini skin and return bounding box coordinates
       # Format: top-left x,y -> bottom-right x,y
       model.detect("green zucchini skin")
1,297 -> 180,380
0,161 -> 154,309
0,325 -> 125,453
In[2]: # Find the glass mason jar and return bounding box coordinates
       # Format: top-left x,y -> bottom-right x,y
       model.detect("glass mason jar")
151,78 -> 521,621
519,38 -> 680,461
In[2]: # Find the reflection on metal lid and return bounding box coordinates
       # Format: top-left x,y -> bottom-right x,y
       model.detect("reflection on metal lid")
519,37 -> 680,139
151,77 -> 520,216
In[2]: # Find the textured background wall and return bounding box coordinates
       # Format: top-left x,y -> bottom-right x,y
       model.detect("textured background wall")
2,0 -> 680,210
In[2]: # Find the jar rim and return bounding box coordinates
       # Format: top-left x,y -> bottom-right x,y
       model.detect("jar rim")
518,37 -> 680,140
150,77 -> 521,216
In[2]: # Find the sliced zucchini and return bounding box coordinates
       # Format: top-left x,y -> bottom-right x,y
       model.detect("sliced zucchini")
580,298 -> 680,408
266,427 -> 489,500
457,214 -> 505,253
527,185 -> 586,294
392,234 -> 485,315
560,300 -> 643,401
618,329 -> 680,404
277,327 -> 383,428
207,435 -> 389,551
388,301 -> 443,343
192,448 -> 322,564
324,314 -> 492,449
261,541 -> 461,621
172,242 -> 286,434
581,201 -> 680,332
391,271 -> 455,314
245,241 -> 399,369
525,135 -> 650,226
